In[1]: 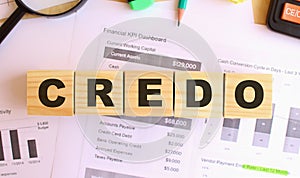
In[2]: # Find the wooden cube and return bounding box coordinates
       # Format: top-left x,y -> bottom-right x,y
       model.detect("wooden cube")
124,71 -> 173,117
174,72 -> 223,118
27,71 -> 74,116
75,71 -> 123,115
224,73 -> 272,118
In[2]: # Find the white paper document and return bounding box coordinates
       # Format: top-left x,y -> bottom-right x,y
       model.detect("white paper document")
0,118 -> 59,178
0,0 -> 300,178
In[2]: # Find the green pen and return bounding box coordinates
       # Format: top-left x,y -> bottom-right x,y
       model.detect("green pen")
177,0 -> 187,26
128,0 -> 154,10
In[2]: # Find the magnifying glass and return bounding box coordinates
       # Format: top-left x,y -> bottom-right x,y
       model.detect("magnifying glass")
0,0 -> 87,44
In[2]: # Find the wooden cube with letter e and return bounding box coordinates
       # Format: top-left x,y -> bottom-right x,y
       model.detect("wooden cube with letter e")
224,73 -> 272,118
124,71 -> 173,117
27,70 -> 74,116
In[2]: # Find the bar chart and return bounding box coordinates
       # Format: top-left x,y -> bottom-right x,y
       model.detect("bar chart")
0,118 -> 58,178
217,103 -> 300,156
283,107 -> 300,154
196,103 -> 300,178
0,128 -> 39,162
0,129 -> 39,162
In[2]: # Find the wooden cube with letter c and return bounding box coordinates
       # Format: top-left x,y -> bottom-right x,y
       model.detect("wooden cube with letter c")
124,71 -> 173,117
224,73 -> 272,118
27,70 -> 74,116
75,71 -> 123,115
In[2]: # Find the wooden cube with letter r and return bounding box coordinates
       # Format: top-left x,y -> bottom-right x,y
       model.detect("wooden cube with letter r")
75,71 -> 123,115
27,70 -> 74,116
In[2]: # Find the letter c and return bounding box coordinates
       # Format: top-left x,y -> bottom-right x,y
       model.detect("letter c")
38,79 -> 66,107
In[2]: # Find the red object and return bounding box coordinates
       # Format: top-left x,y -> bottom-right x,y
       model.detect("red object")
281,2 -> 300,24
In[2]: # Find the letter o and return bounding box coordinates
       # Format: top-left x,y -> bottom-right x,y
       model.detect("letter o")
235,80 -> 264,109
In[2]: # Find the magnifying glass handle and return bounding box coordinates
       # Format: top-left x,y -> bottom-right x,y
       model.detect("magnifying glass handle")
0,7 -> 26,44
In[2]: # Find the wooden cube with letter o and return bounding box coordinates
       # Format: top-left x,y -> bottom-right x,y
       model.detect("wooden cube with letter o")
224,73 -> 272,118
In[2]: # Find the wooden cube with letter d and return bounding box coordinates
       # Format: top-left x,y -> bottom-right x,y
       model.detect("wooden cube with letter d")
174,72 -> 223,118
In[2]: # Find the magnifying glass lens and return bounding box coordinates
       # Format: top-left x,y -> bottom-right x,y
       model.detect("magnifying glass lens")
22,0 -> 82,15
0,0 -> 85,44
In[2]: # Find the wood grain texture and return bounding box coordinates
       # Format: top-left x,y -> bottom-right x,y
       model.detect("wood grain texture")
38,1 -> 79,15
75,71 -> 123,115
0,1 -> 79,22
224,73 -> 273,118
124,71 -> 173,117
27,70 -> 74,116
252,0 -> 270,25
174,72 -> 223,118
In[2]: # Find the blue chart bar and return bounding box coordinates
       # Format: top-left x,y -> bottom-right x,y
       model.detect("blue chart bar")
0,131 -> 4,161
283,107 -> 300,154
221,118 -> 241,142
252,119 -> 273,148
10,130 -> 21,160
28,140 -> 38,158
252,104 -> 275,148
